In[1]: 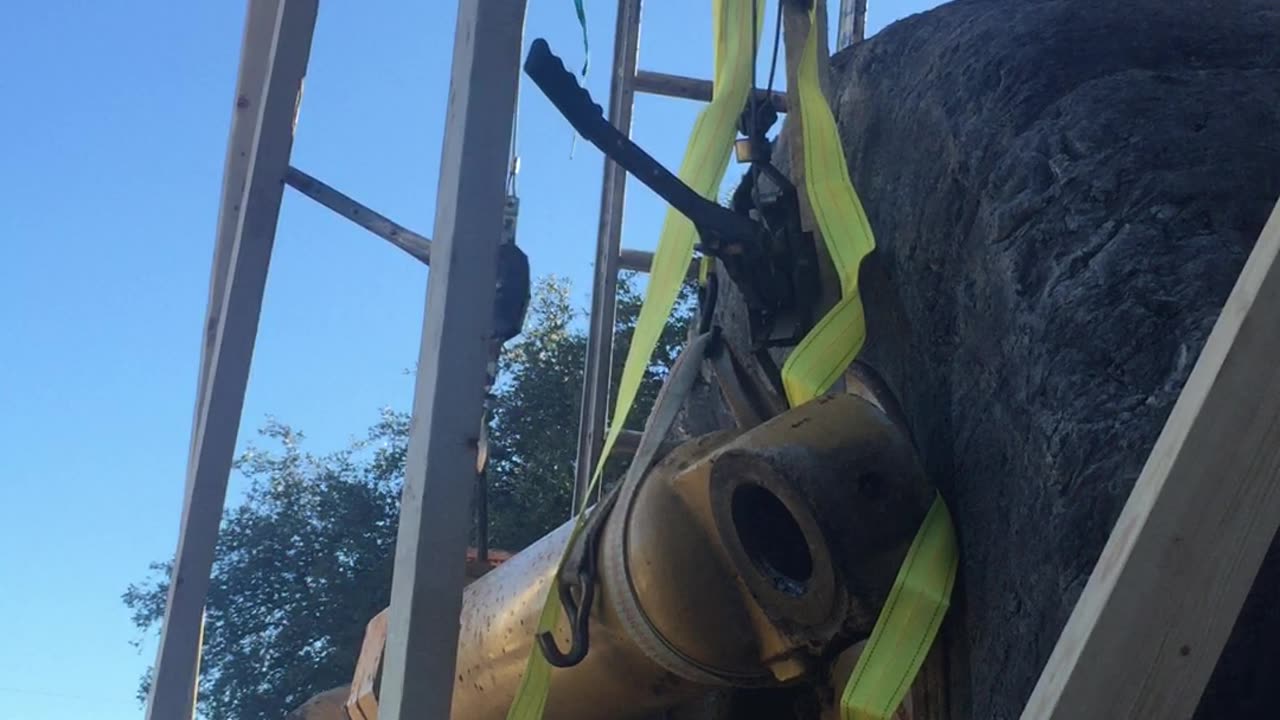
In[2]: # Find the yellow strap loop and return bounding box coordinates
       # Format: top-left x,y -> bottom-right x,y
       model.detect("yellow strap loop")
780,6 -> 960,719
842,495 -> 958,719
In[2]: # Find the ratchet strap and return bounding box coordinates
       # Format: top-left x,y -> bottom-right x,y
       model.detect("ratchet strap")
779,5 -> 959,719
505,3 -> 763,718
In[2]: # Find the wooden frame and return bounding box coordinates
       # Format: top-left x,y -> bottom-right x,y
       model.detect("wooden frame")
375,0 -> 528,717
836,0 -> 869,49
151,0 -> 532,716
1023,198 -> 1280,718
145,1 -> 318,717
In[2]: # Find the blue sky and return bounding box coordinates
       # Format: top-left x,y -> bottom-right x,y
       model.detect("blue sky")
0,1 -> 939,717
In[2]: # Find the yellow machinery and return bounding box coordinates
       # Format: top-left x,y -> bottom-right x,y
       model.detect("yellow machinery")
303,365 -> 935,720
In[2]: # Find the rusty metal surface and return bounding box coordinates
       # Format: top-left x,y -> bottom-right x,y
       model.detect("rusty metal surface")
602,392 -> 934,686
450,519 -> 704,720
322,383 -> 933,720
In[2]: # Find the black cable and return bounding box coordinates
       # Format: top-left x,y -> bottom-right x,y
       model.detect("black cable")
747,2 -> 784,205
748,0 -> 762,206
766,1 -> 784,96
699,271 -> 720,334
750,0 -> 760,118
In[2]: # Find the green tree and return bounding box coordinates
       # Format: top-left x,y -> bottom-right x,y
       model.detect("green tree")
125,273 -> 695,719
484,273 -> 694,548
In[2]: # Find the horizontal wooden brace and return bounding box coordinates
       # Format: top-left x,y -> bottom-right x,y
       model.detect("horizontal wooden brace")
285,165 -> 432,265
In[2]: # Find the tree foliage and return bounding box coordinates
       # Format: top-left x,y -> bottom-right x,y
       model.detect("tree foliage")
125,273 -> 694,719
484,273 -> 694,548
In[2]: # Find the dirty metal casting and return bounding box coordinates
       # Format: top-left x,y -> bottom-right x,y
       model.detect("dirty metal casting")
599,390 -> 934,689
310,369 -> 933,720
459,383 -> 930,718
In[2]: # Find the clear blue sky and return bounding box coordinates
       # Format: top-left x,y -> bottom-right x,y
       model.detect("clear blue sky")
0,2 -> 938,717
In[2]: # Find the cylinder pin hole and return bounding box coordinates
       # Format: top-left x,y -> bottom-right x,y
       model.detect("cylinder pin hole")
731,484 -> 813,596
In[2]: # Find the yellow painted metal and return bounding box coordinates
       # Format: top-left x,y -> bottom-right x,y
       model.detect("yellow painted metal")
599,393 -> 935,689
305,370 -> 936,720
486,391 -> 930,719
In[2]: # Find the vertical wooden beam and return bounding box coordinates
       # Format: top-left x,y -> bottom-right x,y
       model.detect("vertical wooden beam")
836,0 -> 869,49
186,1 -> 273,473
572,0 -> 644,512
1022,199 -> 1280,719
813,0 -> 834,99
146,1 -> 318,718
782,0 -> 834,205
782,0 -> 842,314
376,0 -> 527,717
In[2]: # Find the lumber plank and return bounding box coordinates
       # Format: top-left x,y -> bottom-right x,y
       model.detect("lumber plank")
376,0 -> 527,717
1022,198 -> 1280,719
146,2 -> 318,718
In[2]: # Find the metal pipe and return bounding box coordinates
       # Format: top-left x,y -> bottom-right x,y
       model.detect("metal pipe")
302,380 -> 934,720
573,0 -> 645,514
598,392 -> 934,686
451,519 -> 701,720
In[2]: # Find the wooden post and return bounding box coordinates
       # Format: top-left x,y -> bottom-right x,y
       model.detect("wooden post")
146,2 -> 318,718
1022,199 -> 1280,719
781,0 -> 843,318
572,0 -> 644,512
376,0 -> 527,717
836,0 -> 869,49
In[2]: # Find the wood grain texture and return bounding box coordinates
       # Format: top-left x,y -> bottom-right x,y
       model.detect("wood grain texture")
1023,198 -> 1280,719
146,2 -> 317,718
781,0 -> 843,317
376,0 -> 527,717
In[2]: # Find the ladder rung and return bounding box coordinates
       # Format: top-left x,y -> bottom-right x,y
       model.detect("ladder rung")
633,69 -> 788,112
608,429 -> 643,456
619,248 -> 700,280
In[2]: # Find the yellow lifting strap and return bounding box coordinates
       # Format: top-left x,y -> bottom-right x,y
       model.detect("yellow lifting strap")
505,2 -> 763,718
782,5 -> 958,718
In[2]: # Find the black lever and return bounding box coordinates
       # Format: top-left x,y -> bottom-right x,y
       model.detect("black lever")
524,38 -> 818,363
523,38 -> 760,250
